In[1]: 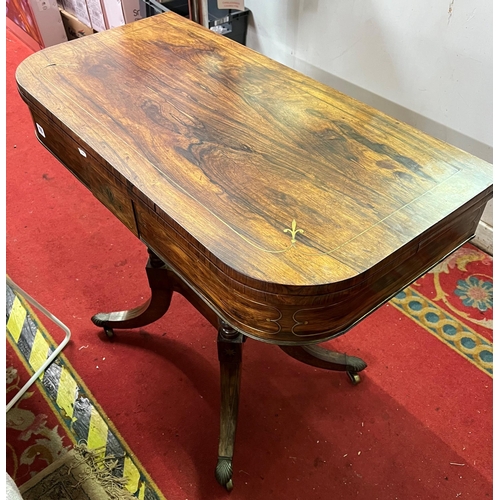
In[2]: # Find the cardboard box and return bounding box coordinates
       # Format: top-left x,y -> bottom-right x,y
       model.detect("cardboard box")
60,8 -> 94,38
121,0 -> 144,24
85,0 -> 107,31
63,0 -> 92,27
6,0 -> 68,48
101,0 -> 125,28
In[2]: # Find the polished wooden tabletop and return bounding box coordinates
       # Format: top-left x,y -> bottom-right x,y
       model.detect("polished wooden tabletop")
16,12 -> 493,344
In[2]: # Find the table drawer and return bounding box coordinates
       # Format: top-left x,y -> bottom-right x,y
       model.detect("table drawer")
29,108 -> 138,236
88,162 -> 139,236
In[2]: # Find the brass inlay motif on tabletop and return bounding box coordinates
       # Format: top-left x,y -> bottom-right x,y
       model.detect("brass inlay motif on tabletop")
283,219 -> 304,244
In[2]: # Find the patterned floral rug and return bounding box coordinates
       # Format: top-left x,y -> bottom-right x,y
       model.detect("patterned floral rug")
6,343 -> 72,486
392,243 -> 492,376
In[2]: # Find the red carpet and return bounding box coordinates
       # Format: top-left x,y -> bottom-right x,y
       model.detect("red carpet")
6,29 -> 492,499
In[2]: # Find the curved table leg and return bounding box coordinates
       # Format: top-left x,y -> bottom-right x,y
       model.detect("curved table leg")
215,321 -> 245,491
91,249 -> 174,337
279,344 -> 367,384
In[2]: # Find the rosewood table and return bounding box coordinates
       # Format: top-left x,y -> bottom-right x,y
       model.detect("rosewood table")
16,12 -> 493,490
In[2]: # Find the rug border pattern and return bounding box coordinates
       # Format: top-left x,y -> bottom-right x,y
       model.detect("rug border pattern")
390,286 -> 492,377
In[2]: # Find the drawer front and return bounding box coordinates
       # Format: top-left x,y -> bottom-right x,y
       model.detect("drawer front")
83,156 -> 138,235
29,108 -> 138,236
30,108 -> 91,187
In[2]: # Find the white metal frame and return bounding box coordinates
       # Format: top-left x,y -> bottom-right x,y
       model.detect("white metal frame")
6,277 -> 71,413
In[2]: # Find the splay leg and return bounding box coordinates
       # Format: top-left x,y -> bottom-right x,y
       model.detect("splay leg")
279,344 -> 367,384
92,248 -> 174,337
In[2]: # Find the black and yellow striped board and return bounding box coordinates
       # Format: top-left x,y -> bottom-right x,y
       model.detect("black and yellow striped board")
6,282 -> 167,500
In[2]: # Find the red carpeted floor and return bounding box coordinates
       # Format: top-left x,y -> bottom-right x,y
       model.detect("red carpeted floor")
6,29 -> 493,500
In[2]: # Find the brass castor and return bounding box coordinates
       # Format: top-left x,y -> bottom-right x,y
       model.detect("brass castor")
103,327 -> 114,339
347,371 -> 361,385
215,457 -> 234,491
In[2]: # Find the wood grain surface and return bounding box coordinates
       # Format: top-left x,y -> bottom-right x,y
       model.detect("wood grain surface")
16,12 -> 493,343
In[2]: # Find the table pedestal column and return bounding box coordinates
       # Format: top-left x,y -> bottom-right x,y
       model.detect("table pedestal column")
215,321 -> 245,491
